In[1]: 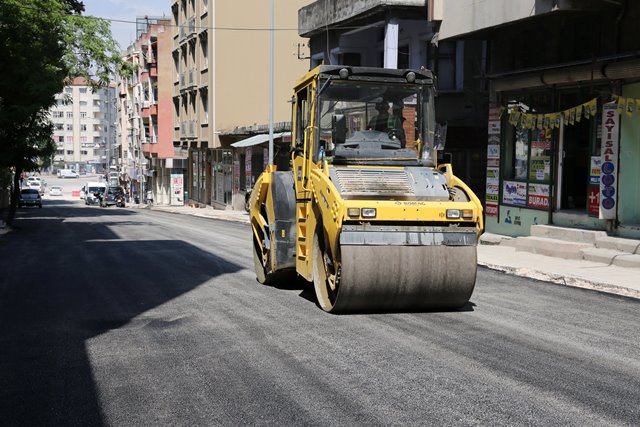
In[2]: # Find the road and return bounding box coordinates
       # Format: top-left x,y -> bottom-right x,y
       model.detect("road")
1,194 -> 639,426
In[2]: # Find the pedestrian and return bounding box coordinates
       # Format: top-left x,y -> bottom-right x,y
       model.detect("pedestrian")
146,190 -> 153,205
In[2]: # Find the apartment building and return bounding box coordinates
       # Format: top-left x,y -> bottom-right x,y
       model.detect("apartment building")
118,17 -> 187,205
171,0 -> 309,209
298,0 -> 489,199
51,77 -> 116,174
437,0 -> 640,239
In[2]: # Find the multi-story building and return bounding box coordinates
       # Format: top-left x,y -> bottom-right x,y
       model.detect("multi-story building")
438,0 -> 640,239
298,0 -> 489,199
171,0 -> 309,209
117,17 -> 187,205
51,77 -> 116,174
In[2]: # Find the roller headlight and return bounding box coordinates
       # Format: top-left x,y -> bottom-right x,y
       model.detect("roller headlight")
361,208 -> 377,218
347,208 -> 360,218
446,209 -> 474,219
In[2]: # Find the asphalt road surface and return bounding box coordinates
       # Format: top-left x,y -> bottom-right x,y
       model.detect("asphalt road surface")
1,198 -> 639,426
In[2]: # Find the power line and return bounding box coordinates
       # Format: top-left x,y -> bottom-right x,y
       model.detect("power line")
8,2 -> 378,33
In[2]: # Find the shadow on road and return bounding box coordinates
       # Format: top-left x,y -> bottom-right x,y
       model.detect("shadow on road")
0,204 -> 243,425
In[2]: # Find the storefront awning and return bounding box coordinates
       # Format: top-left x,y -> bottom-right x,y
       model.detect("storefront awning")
231,132 -> 288,148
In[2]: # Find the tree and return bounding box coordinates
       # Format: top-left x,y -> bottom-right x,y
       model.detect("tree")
0,0 -> 124,226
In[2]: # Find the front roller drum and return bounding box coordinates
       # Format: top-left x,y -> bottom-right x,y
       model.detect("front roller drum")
313,241 -> 477,313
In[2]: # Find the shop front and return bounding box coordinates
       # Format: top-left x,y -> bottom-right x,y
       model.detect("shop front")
485,85 -> 621,237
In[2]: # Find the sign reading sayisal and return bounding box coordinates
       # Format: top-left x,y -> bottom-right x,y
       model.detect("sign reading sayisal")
600,103 -> 618,220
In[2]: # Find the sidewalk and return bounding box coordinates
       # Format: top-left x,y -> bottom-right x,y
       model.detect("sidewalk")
148,204 -> 640,301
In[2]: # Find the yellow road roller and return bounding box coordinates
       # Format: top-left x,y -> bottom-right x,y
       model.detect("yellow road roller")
249,65 -> 483,313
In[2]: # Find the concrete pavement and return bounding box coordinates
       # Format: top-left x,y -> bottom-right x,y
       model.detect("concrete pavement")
148,204 -> 640,301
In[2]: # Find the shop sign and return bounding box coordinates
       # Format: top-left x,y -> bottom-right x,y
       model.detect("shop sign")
527,183 -> 550,209
488,120 -> 501,135
485,203 -> 498,217
503,181 -> 527,206
487,168 -> 499,180
600,103 -> 618,220
588,185 -> 600,217
487,145 -> 500,158
590,156 -> 601,185
487,158 -> 500,168
486,193 -> 498,203
170,173 -> 184,206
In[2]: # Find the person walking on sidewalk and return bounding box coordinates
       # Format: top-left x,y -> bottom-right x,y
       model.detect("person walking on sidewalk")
146,190 -> 154,205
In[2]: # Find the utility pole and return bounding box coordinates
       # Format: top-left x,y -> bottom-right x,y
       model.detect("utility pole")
268,0 -> 274,165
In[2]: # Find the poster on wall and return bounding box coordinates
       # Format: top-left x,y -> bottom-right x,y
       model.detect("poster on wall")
600,103 -> 618,220
503,181 -> 527,206
170,173 -> 184,206
514,127 -> 529,180
529,134 -> 551,182
245,147 -> 252,188
588,185 -> 600,217
590,156 -> 601,185
485,104 -> 502,217
527,183 -> 550,209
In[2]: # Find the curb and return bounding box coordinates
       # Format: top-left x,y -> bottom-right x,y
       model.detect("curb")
478,261 -> 640,300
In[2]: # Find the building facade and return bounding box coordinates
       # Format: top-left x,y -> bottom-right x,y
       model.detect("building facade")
438,0 -> 640,239
171,0 -> 309,209
51,77 -> 116,174
298,0 -> 489,199
117,17 -> 187,205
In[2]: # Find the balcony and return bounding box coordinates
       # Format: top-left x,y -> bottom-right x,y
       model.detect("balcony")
188,17 -> 197,38
150,64 -> 158,77
179,24 -> 186,42
186,69 -> 197,90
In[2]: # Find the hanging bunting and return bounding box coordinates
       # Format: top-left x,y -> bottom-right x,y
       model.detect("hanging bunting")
616,96 -> 626,114
575,104 -> 583,122
569,108 -> 576,125
626,98 -> 636,116
588,98 -> 598,118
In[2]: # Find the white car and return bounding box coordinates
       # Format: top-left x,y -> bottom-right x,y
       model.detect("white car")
49,186 -> 63,196
26,181 -> 44,195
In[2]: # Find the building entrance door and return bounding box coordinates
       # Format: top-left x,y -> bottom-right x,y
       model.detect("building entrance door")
560,120 -> 591,210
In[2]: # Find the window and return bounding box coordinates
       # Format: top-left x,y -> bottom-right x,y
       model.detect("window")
66,136 -> 73,143
53,111 -> 64,118
66,112 -> 73,118
56,149 -> 64,155
80,124 -> 87,131
80,136 -> 87,143
80,101 -> 88,106
55,123 -> 63,130
93,100 -> 100,107
64,87 -> 72,93
66,150 -> 74,155
66,124 -> 73,131
80,150 -> 88,155
79,88 -> 87,94
80,112 -> 87,119
435,41 -> 459,91
58,136 -> 64,142
398,45 -> 409,69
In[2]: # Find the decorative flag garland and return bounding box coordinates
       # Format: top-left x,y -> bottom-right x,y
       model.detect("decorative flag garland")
505,97 -> 601,130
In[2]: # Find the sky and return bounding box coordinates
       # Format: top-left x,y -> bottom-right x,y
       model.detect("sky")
81,0 -> 171,50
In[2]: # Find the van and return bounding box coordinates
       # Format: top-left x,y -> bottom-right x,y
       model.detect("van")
59,169 -> 79,179
84,181 -> 107,205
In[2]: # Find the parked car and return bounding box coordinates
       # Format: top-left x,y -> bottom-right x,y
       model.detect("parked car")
101,186 -> 126,207
49,186 -> 63,196
19,189 -> 42,208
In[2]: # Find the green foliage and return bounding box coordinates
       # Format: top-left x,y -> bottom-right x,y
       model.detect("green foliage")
0,0 -> 124,224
